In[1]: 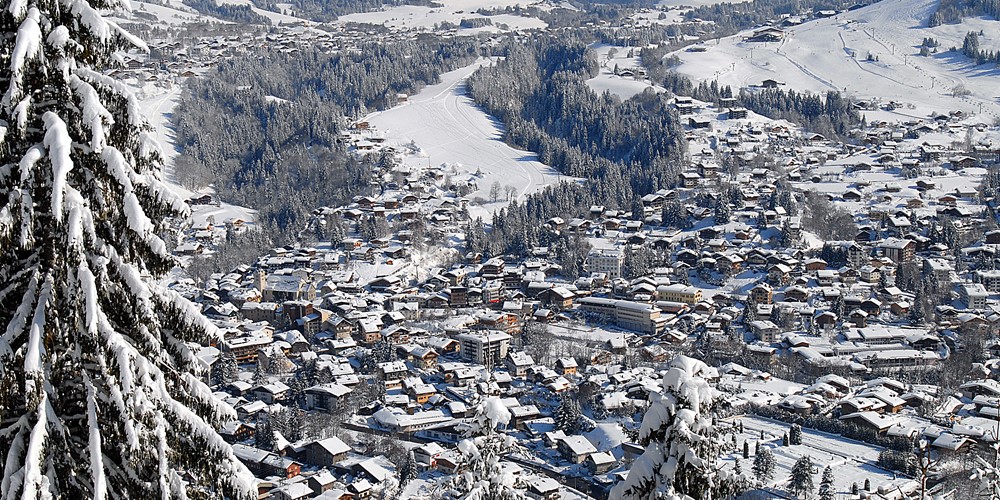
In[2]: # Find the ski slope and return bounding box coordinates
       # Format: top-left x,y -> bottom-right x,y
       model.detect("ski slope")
338,5 -> 547,32
129,1 -> 225,25
136,83 -> 257,227
366,59 -> 570,218
587,44 -> 668,100
669,0 -> 1000,123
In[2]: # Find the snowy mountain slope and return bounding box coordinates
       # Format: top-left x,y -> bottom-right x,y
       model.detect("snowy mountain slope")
337,7 -> 547,32
336,0 -> 550,31
128,1 -> 228,25
136,81 -> 257,228
215,0 -> 317,25
587,44 -> 668,100
669,0 -> 1000,123
366,59 -> 571,219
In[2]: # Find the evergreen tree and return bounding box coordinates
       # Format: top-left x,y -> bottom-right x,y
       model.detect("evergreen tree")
0,0 -> 253,497
555,393 -> 583,434
255,414 -> 275,451
743,441 -> 750,459
818,465 -> 835,500
449,397 -> 522,499
752,448 -> 775,486
253,361 -> 268,385
212,351 -> 240,386
789,424 -> 803,445
400,450 -> 418,487
610,356 -> 737,499
788,455 -> 815,498
714,198 -> 732,224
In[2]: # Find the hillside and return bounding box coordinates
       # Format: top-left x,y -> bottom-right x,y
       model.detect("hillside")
670,0 -> 1000,123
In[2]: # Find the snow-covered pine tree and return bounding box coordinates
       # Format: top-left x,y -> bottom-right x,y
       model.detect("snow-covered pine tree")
400,450 -> 418,487
255,413 -> 276,451
789,423 -> 803,445
211,351 -> 240,386
610,355 -> 737,500
0,0 -> 253,497
448,397 -> 523,500
788,455 -> 815,498
818,465 -> 834,500
555,393 -> 583,434
752,448 -> 775,486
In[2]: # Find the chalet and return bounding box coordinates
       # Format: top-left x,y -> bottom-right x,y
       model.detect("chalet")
878,238 -> 915,263
767,264 -> 792,285
750,283 -> 773,304
232,444 -> 301,479
506,352 -> 535,377
749,320 -> 780,343
558,435 -> 598,463
689,117 -> 712,129
305,383 -> 352,411
218,421 -> 254,443
555,357 -> 579,376
838,412 -> 897,434
749,27 -> 785,42
587,451 -> 617,474
784,286 -> 810,302
525,477 -> 561,500
301,437 -> 352,467
949,155 -> 977,169
251,381 -> 289,404
540,286 -> 576,309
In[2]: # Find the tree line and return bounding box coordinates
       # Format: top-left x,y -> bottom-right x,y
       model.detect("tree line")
172,37 -> 483,236
930,0 -> 1000,25
467,39 -> 688,196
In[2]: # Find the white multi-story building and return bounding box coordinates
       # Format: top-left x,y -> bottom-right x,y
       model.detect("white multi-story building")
976,270 -> 1000,293
655,284 -> 703,304
455,331 -> 511,368
577,297 -> 667,334
960,283 -> 989,310
587,247 -> 625,279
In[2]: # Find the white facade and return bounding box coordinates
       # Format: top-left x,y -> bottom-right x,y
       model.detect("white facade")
587,247 -> 625,279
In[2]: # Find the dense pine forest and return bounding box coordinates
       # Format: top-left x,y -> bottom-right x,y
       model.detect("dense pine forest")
172,38 -> 483,234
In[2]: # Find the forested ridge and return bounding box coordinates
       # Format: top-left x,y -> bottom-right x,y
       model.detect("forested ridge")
463,38 -> 690,261
929,0 -> 1000,25
468,39 -> 687,200
172,37 -> 483,234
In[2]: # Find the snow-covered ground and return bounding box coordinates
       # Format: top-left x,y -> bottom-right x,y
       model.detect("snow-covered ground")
669,0 -> 1000,123
586,44 -> 666,100
727,415 -> 916,495
216,0 -> 315,25
657,0 -> 748,7
129,1 -> 225,25
337,0 -> 548,32
366,58 -> 571,219
135,79 -> 257,228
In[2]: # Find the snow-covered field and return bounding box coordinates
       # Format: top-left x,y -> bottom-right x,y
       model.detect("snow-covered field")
216,0 -> 315,25
587,44 -> 666,100
337,1 -> 548,32
135,80 -> 257,228
727,416 -> 916,495
669,0 -> 1000,123
366,59 -> 571,219
129,1 -> 224,25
